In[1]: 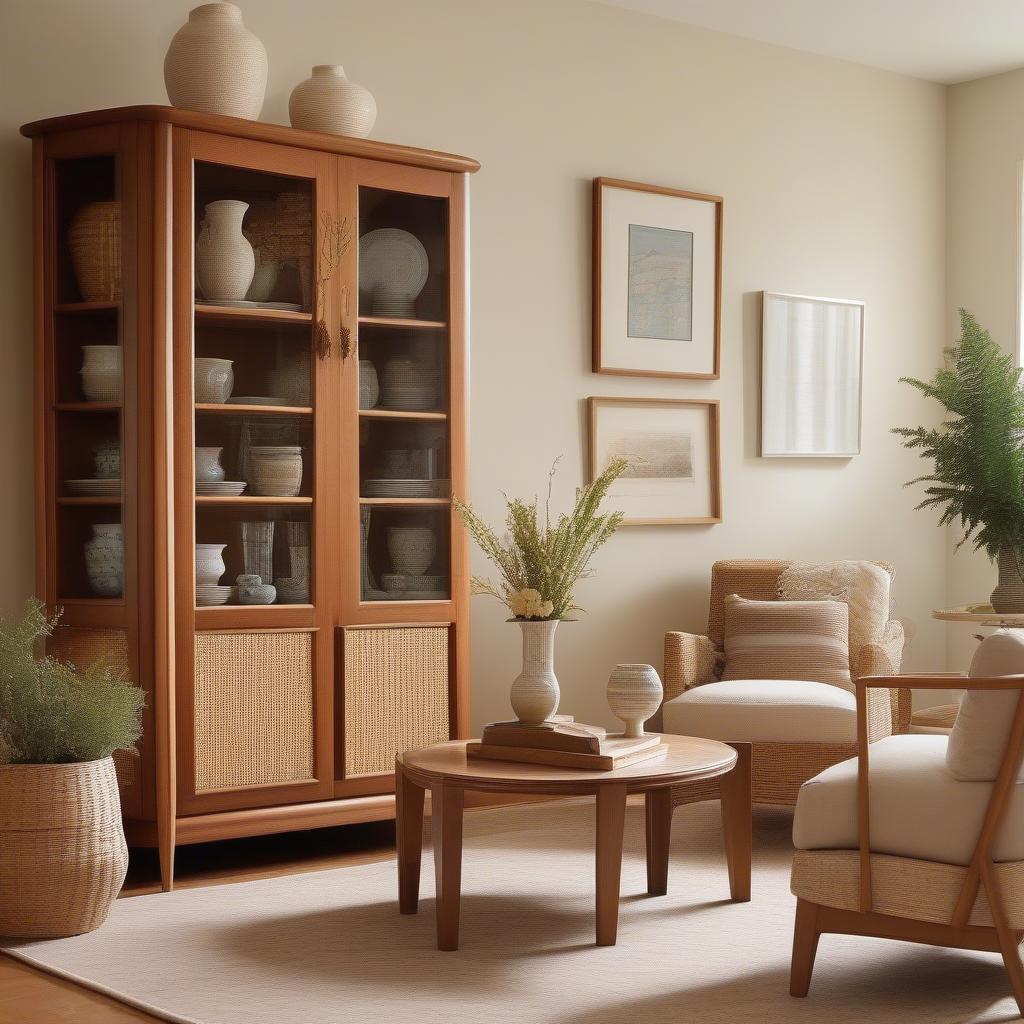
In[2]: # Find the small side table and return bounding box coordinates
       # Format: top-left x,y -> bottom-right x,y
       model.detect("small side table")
395,734 -> 751,951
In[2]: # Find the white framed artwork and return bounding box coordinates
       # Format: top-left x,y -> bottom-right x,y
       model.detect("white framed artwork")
760,292 -> 864,458
588,397 -> 722,526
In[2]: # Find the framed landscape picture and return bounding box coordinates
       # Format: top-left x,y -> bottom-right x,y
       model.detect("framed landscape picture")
588,397 -> 722,526
760,291 -> 864,458
593,178 -> 722,379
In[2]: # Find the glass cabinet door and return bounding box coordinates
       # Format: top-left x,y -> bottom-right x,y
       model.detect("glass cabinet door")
172,129 -> 338,814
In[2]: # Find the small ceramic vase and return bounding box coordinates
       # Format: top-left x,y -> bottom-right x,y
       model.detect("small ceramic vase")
80,345 -> 122,402
247,446 -> 303,497
246,249 -> 281,302
84,524 -> 124,597
194,357 -> 234,403
359,359 -> 379,409
387,525 -> 436,576
196,200 -> 255,301
607,664 -> 664,739
510,618 -> 560,725
288,65 -> 377,138
92,442 -> 121,480
164,2 -> 268,120
195,543 -> 227,586
236,574 -> 277,605
195,446 -> 226,483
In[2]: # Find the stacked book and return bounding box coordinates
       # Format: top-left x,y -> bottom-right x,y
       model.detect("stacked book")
466,715 -> 665,770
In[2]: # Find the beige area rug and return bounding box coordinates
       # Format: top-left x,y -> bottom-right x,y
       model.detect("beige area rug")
3,800 -> 1022,1024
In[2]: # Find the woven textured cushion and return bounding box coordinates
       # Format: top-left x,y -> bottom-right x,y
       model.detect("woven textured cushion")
793,734 -> 1024,865
721,595 -> 851,690
947,629 -> 1024,782
662,679 -> 857,742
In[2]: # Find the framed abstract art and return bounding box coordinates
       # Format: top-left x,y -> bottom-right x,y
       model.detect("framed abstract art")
593,178 -> 722,379
588,397 -> 722,526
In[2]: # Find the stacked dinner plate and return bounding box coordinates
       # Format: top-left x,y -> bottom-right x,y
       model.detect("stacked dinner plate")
362,478 -> 449,499
196,480 -> 247,496
195,584 -> 234,606
65,478 -> 122,497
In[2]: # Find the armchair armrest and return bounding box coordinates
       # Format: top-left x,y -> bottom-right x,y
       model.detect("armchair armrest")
663,631 -> 721,703
857,619 -> 909,733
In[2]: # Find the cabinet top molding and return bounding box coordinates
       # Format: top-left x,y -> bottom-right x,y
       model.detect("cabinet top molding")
21,105 -> 480,175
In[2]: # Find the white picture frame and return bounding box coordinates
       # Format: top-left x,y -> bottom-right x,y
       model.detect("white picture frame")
760,291 -> 864,458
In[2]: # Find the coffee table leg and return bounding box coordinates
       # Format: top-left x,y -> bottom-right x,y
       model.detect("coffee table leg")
720,742 -> 752,902
431,782 -> 464,951
595,783 -> 628,946
396,761 -> 425,914
645,787 -> 673,896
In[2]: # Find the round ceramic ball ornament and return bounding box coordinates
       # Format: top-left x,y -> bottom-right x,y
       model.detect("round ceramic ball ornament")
607,664 -> 663,738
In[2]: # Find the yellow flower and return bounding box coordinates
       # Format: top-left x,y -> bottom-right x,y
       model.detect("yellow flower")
508,588 -> 553,619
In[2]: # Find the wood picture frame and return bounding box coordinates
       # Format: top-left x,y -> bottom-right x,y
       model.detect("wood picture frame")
588,396 -> 722,526
593,177 -> 722,380
760,291 -> 864,458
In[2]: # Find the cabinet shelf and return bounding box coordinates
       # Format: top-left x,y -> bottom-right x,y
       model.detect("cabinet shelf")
358,316 -> 447,330
195,303 -> 312,326
359,409 -> 447,422
195,495 -> 313,506
55,401 -> 122,413
195,403 -> 313,416
54,301 -> 120,315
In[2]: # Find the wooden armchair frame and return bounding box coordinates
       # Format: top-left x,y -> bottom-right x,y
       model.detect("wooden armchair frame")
791,672 -> 1024,1014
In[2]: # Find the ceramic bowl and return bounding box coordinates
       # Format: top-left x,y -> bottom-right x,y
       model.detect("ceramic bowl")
247,446 -> 303,497
387,525 -> 436,576
195,357 -> 234,403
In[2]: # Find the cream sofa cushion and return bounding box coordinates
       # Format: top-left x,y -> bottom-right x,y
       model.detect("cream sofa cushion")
947,629 -> 1024,782
793,734 -> 1024,865
721,595 -> 851,690
662,679 -> 857,743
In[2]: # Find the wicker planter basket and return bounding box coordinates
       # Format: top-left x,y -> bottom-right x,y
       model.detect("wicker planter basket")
67,200 -> 121,302
0,757 -> 128,938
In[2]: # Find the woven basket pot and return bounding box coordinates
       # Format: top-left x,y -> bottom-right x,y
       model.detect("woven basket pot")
992,545 -> 1024,614
67,201 -> 121,302
0,758 -> 128,938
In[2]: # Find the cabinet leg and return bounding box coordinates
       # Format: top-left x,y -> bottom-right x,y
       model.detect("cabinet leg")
645,787 -> 672,896
396,761 -> 425,914
431,782 -> 464,951
720,742 -> 752,903
595,783 -> 628,946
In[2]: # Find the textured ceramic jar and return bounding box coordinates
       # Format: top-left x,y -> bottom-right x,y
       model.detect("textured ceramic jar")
607,664 -> 664,738
358,359 -> 379,410
164,2 -> 268,120
80,345 -> 122,402
196,200 -> 255,301
387,525 -> 436,576
195,543 -> 227,586
194,357 -> 234,403
236,574 -> 277,605
195,446 -> 226,483
84,524 -> 123,597
510,619 -> 560,725
247,446 -> 303,497
380,357 -> 440,411
288,64 -> 377,138
92,442 -> 121,480
67,201 -> 121,302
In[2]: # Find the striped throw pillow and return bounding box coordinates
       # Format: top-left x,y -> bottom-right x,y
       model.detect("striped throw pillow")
721,594 -> 852,690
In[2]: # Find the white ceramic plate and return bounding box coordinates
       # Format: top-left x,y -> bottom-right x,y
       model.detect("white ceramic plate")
196,481 -> 247,496
359,228 -> 429,298
198,298 -> 303,312
65,479 -> 122,496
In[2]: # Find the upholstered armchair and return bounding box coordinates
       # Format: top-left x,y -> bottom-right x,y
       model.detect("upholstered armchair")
661,559 -> 909,807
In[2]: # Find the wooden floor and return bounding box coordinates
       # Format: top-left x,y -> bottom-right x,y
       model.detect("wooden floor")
0,818 -> 399,1024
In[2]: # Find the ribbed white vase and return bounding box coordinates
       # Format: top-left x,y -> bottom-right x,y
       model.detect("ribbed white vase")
288,65 -> 377,138
164,2 -> 268,120
510,619 -> 560,725
607,663 -> 663,738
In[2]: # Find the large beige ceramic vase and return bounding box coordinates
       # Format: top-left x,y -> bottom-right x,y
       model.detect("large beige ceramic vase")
164,2 -> 268,120
288,65 -> 377,138
0,758 -> 128,938
196,200 -> 255,301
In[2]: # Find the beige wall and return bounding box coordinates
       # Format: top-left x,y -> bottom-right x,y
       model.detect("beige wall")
0,0 -> 949,731
946,69 -> 1024,670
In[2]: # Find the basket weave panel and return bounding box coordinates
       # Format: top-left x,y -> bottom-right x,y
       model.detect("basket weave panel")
67,200 -> 122,302
194,632 -> 314,792
47,627 -> 140,802
0,759 -> 127,937
790,849 -> 1024,929
344,627 -> 450,777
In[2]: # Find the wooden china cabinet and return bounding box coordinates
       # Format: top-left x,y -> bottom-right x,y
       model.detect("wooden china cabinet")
22,106 -> 478,888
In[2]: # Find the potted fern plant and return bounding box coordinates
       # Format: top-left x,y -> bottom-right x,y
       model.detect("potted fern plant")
894,309 -> 1024,612
453,457 -> 627,723
0,599 -> 145,938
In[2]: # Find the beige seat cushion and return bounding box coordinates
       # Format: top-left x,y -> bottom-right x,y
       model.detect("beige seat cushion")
794,734 -> 1024,865
947,629 -> 1024,782
662,679 -> 857,743
721,595 -> 851,690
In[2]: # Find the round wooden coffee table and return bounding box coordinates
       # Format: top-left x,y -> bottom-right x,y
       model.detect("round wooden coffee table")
395,734 -> 751,950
